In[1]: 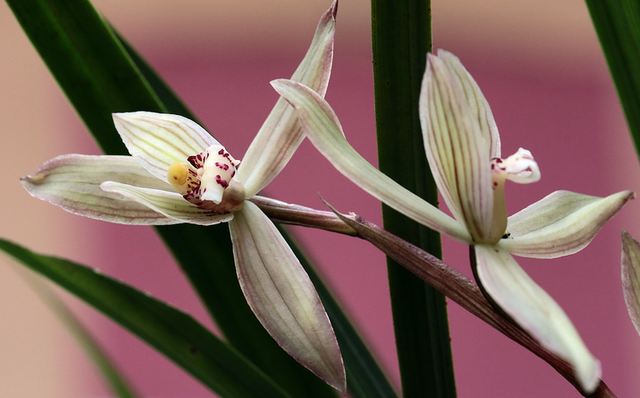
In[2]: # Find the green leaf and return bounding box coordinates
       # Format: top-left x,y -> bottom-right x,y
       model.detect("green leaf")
371,0 -> 457,397
17,270 -> 139,398
0,238 -> 291,398
585,0 -> 640,160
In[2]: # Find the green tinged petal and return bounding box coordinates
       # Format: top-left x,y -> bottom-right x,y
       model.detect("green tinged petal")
229,201 -> 346,392
21,154 -> 179,225
237,1 -> 337,197
500,190 -> 634,258
420,51 -> 494,242
100,181 -> 233,226
621,231 -> 640,337
271,79 -> 471,243
474,245 -> 601,394
113,112 -> 219,181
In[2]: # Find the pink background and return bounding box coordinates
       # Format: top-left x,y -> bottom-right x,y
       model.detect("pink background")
2,1 -> 640,397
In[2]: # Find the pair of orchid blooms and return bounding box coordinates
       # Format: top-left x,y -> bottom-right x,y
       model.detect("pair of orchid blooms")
21,2 -> 633,394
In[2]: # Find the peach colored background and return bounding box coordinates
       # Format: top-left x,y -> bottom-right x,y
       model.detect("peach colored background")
2,0 -> 640,397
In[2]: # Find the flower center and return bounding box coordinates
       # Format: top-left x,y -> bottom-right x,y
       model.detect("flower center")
486,148 -> 540,243
167,145 -> 245,213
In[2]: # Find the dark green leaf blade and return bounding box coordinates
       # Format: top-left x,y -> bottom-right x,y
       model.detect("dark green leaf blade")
586,0 -> 640,160
371,0 -> 457,397
0,238 -> 291,398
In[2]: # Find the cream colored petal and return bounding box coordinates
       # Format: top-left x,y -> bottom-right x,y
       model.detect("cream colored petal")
237,1 -> 337,196
21,154 -> 180,225
229,202 -> 345,391
622,231 -> 640,337
100,181 -> 233,226
271,79 -> 471,243
474,245 -> 601,393
420,51 -> 494,242
500,190 -> 634,258
113,112 -> 219,181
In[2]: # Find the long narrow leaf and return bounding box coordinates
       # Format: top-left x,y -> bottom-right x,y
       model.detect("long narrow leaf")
0,238 -> 291,398
586,0 -> 640,160
371,0 -> 457,397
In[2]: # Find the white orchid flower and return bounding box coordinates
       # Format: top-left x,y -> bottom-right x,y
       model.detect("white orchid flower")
21,2 -> 346,391
271,49 -> 634,394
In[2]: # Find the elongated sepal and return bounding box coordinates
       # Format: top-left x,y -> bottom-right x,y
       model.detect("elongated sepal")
271,79 -> 472,243
21,154 -> 180,225
113,112 -> 218,181
229,201 -> 345,391
238,0 -> 337,196
500,190 -> 634,258
420,51 -> 494,242
435,50 -> 500,158
621,231 -> 640,337
101,182 -> 233,226
473,245 -> 601,394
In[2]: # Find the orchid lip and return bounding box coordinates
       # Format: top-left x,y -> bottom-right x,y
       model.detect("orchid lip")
166,144 -> 245,213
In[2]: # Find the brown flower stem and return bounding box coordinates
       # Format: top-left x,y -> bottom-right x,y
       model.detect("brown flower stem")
250,196 -> 357,236
253,196 -> 616,397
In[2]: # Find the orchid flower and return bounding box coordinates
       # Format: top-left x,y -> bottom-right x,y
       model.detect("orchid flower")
271,49 -> 634,394
20,2 -> 346,391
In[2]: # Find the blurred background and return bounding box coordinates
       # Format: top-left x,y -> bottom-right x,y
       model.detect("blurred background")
2,0 -> 640,396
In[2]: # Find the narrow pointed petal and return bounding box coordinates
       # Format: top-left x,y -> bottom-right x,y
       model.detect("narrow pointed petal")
21,154 -> 180,225
113,112 -> 219,181
101,181 -> 233,226
499,190 -> 634,258
272,79 -> 472,243
237,1 -> 337,196
420,51 -> 494,242
474,245 -> 601,393
621,231 -> 640,337
229,201 -> 345,391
